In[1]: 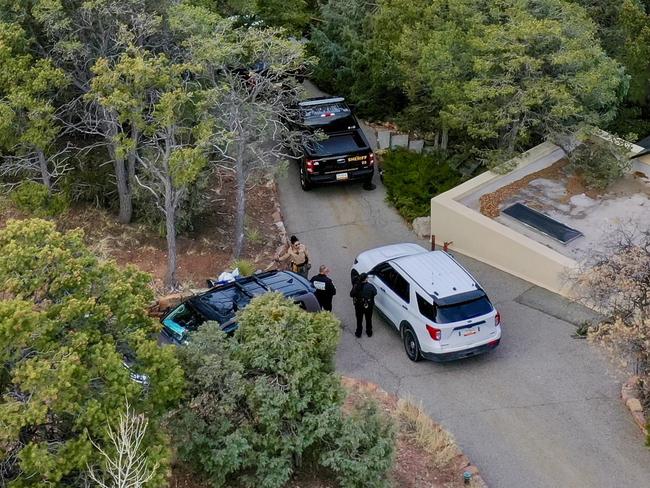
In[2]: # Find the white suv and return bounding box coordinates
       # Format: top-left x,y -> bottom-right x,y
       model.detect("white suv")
351,243 -> 501,362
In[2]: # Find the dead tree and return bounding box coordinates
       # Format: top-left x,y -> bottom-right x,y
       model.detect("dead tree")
88,401 -> 158,488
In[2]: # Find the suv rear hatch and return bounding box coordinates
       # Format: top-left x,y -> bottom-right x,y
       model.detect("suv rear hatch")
436,294 -> 498,350
305,132 -> 372,174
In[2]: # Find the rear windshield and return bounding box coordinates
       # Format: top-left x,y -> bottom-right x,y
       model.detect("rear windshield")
308,133 -> 364,157
301,101 -> 350,119
435,296 -> 493,324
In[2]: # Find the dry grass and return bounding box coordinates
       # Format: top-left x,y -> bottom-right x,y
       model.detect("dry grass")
396,398 -> 460,469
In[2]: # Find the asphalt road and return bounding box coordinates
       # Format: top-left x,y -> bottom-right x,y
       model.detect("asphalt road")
276,85 -> 650,487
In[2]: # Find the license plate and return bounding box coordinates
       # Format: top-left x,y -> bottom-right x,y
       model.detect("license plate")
336,173 -> 348,181
462,329 -> 477,337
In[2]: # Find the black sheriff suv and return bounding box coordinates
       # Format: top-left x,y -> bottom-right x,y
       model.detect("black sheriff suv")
296,97 -> 374,191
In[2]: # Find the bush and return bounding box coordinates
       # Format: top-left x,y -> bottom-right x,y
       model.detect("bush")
10,181 -> 68,216
231,258 -> 256,276
170,293 -> 395,487
567,137 -> 632,190
319,401 -> 395,488
381,149 -> 462,221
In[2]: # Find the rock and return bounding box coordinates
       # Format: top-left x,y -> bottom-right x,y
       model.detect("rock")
408,139 -> 425,153
412,216 -> 431,239
390,133 -> 409,149
627,398 -> 643,413
377,130 -> 392,150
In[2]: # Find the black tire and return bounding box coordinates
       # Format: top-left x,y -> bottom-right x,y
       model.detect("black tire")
403,326 -> 422,362
299,165 -> 312,191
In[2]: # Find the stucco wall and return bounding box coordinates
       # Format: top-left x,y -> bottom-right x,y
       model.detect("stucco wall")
430,138 -> 650,297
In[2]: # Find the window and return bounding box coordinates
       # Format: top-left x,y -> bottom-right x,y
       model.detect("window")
374,263 -> 410,303
417,293 -> 436,321
435,296 -> 493,324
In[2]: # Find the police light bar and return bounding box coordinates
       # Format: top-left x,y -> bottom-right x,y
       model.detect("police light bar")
299,97 -> 345,107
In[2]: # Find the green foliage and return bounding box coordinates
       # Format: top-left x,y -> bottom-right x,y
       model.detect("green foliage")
171,293 -> 395,488
10,181 -> 68,216
567,136 -> 633,189
382,149 -> 462,222
310,0 -> 406,119
231,258 -> 256,276
0,219 -> 184,486
319,401 -> 395,488
0,20 -> 68,181
314,0 -> 627,163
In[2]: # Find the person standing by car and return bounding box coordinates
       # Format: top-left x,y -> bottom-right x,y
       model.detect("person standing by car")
276,235 -> 310,278
310,265 -> 336,311
350,272 -> 377,338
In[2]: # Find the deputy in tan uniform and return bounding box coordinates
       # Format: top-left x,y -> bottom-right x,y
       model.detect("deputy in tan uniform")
276,235 -> 310,278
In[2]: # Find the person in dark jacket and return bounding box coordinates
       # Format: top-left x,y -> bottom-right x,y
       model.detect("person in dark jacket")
350,272 -> 377,338
310,265 -> 336,311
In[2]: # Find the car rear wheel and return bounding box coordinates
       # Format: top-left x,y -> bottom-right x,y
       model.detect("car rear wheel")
403,326 -> 422,362
299,166 -> 312,191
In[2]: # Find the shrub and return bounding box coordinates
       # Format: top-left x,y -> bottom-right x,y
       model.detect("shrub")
231,258 -> 256,276
170,293 -> 395,487
319,401 -> 395,488
381,148 -> 462,222
10,181 -> 68,216
567,137 -> 632,190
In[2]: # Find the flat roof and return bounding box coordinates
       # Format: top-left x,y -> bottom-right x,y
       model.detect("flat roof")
392,251 -> 478,299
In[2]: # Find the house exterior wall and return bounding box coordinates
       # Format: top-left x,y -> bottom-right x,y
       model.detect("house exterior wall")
430,138 -> 650,297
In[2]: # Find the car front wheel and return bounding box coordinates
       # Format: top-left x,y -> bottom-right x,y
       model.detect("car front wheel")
403,326 -> 422,362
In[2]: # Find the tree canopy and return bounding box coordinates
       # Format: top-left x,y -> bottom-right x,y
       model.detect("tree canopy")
313,0 -> 629,165
0,219 -> 184,486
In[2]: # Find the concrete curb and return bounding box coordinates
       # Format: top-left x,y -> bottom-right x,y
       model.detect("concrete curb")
341,376 -> 488,487
621,375 -> 648,436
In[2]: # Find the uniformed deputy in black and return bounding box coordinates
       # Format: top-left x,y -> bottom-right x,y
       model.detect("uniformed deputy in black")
349,272 -> 377,338
310,265 -> 337,311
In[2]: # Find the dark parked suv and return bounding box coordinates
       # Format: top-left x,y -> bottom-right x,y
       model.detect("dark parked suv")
296,97 -> 374,190
160,270 -> 320,344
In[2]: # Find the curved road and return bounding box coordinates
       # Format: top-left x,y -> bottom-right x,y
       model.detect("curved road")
277,89 -> 650,487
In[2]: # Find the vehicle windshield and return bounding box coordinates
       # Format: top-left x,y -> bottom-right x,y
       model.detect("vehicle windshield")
435,296 -> 493,324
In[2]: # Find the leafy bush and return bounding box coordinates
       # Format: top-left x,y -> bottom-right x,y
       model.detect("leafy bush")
10,181 -> 69,216
567,137 -> 632,190
381,148 -> 462,221
170,293 -> 395,487
319,401 -> 395,488
231,258 -> 256,276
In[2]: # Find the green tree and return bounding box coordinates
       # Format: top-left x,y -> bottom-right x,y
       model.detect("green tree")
91,48 -> 211,287
374,0 -> 627,164
310,0 -> 406,119
4,0 -> 171,223
0,219 -> 184,486
0,22 -> 68,189
170,293 -> 395,488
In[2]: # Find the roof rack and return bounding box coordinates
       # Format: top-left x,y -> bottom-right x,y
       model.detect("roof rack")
299,97 -> 345,107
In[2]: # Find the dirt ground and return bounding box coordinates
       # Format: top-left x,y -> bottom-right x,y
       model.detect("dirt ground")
169,377 -> 484,488
0,174 -> 286,293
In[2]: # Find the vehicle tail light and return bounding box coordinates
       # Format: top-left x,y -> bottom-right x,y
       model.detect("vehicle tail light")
495,310 -> 501,326
426,325 -> 441,341
368,152 -> 375,166
306,159 -> 315,174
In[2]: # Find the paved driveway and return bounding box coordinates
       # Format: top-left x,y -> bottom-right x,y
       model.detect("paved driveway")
277,87 -> 650,487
